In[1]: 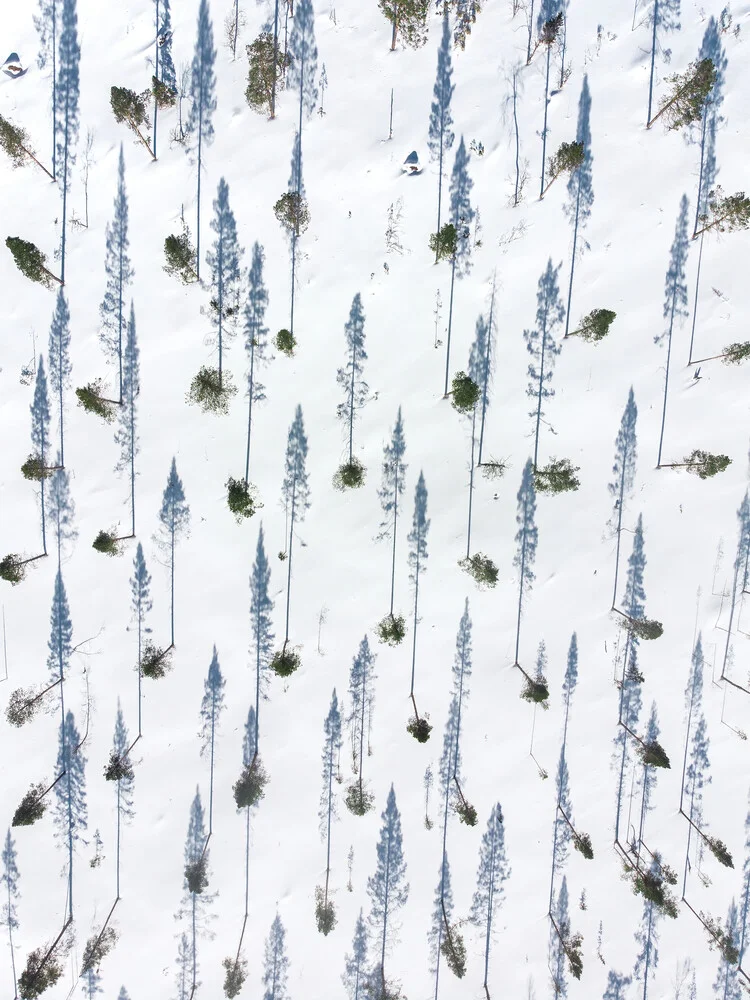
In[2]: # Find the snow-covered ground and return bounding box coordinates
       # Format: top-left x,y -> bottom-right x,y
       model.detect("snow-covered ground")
1,0 -> 750,997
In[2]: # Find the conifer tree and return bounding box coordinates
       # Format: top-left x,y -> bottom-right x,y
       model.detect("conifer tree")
378,0 -> 428,50
427,13 -> 455,243
249,525 -> 274,753
317,689 -> 342,934
185,0 -> 217,279
407,472 -> 430,735
525,260 -> 564,470
0,114 -> 55,177
608,388 -> 638,608
645,0 -> 681,126
470,802 -> 511,996
243,242 -> 269,482
181,789 -> 211,994
155,458 -> 190,648
200,646 -> 226,835
441,136 -> 474,396
262,915 -> 290,1000
153,0 -> 177,157
272,406 -> 310,677
513,459 -> 538,677
114,303 -> 140,537
563,76 -> 594,337
54,710 -> 87,921
28,357 -> 53,555
1,829 -> 20,998
537,7 -> 563,196
342,910 -> 370,999
376,408 -> 407,641
428,851 -> 460,992
47,288 -> 71,468
130,543 -> 152,737
656,195 -> 690,467
346,636 -> 377,815
335,294 -> 369,488
55,0 -> 80,285
100,145 -> 133,403
206,178 -> 243,386
367,786 -> 409,996
107,703 -> 134,901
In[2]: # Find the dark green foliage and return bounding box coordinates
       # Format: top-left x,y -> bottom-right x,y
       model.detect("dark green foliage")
456,800 -> 478,826
534,458 -> 581,495
706,836 -> 734,868
573,831 -> 594,860
333,458 -> 366,491
564,932 -> 584,980
226,477 -> 260,521
110,86 -> 151,138
80,927 -> 117,974
187,366 -> 238,414
12,784 -> 47,827
702,911 -> 740,964
572,308 -> 616,343
479,458 -> 508,480
541,11 -> 564,44
547,141 -> 584,188
275,328 -> 297,357
429,222 -> 457,261
684,450 -> 731,479
232,756 -> 268,809
450,371 -> 480,413
617,614 -> 664,641
245,33 -> 284,117
6,685 -> 48,727
315,887 -> 337,935
0,113 -> 30,168
377,613 -> 406,646
103,750 -> 134,783
75,380 -> 119,422
273,191 -> 310,237
378,0 -> 429,49
629,858 -> 679,918
270,642 -> 301,677
140,642 -> 172,679
185,855 -> 209,894
152,76 -> 177,109
222,956 -> 248,998
18,945 -> 63,999
699,189 -> 750,236
440,923 -> 467,978
637,739 -> 671,768
21,454 -> 56,480
406,716 -> 433,743
6,237 -> 55,287
0,554 -> 27,584
345,783 -> 375,816
653,57 -> 717,130
521,676 -> 549,705
460,552 -> 498,588
163,228 -> 197,282
722,341 -> 750,365
92,530 -> 121,556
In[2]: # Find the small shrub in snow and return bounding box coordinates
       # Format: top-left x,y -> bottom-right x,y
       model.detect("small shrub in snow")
440,923 -> 467,978
152,76 -> 177,109
333,458 -> 366,491
274,192 -> 309,237
0,554 -> 29,584
186,366 -> 237,414
315,887 -> 337,935
270,642 -> 301,678
163,228 -> 197,283
429,223 -> 457,261
479,457 -> 508,480
92,530 -> 123,557
222,956 -> 248,998
226,477 -> 260,521
520,676 -> 549,705
571,308 -> 616,343
616,613 -> 664,641
5,685 -> 51,727
573,831 -> 594,860
140,642 -> 172,679
460,552 -> 498,588
406,716 -> 433,743
184,855 -> 209,894
345,783 -> 374,816
21,455 -> 55,481
275,328 -> 296,356
456,800 -> 478,826
233,756 -> 268,809
705,835 -> 733,868
12,783 -> 47,827
377,613 -> 406,646
75,380 -> 119,422
103,750 -> 134,783
450,371 -> 480,413
636,739 -> 671,769
534,458 -> 581,494
683,450 -> 731,479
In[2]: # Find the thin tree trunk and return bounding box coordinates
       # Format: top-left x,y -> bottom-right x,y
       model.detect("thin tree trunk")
532,315 -> 548,470
52,0 -> 57,181
390,15 -> 397,51
324,738 -> 334,905
539,44 -> 552,199
656,294 -> 677,467
348,343 -> 356,464
60,130 -> 69,287
512,70 -> 521,206
482,839 -> 495,997
118,229 -> 125,403
563,174 -> 582,337
137,598 -> 142,738
388,465 -> 398,616
466,408 -> 476,559
611,467 -> 627,608
435,118 -> 444,257
6,872 -> 17,998
245,337 -> 256,483
409,556 -> 421,698
284,479 -> 297,643
271,0 -> 280,119
116,779 -> 121,899
443,254 -> 457,396
358,651 -> 367,800
154,0 -> 160,158
646,0 -> 659,126
196,115 -> 203,280
208,705 -> 216,834
170,522 -> 175,647
477,278 -> 495,464
526,0 -> 535,63
22,144 -> 55,180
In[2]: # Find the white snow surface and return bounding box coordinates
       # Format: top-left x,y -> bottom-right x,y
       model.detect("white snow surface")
1,0 -> 750,997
